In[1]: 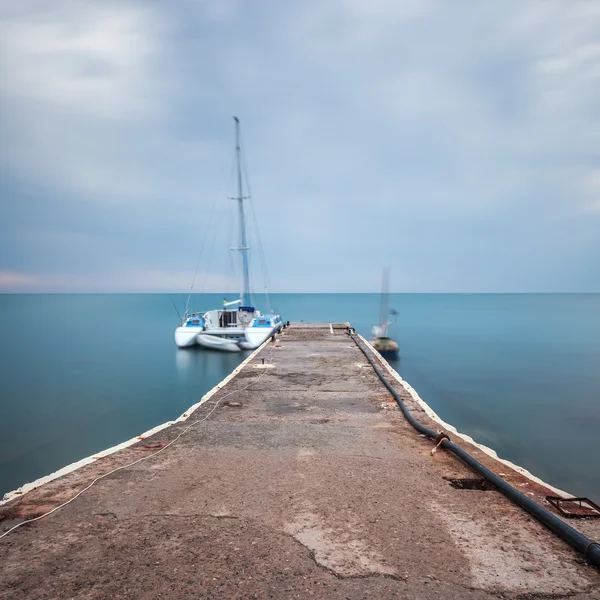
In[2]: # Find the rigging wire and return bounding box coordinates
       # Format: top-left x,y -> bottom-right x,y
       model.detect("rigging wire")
169,295 -> 182,320
239,133 -> 273,314
197,149 -> 237,302
248,197 -> 271,313
236,126 -> 255,308
226,194 -> 237,299
185,199 -> 217,317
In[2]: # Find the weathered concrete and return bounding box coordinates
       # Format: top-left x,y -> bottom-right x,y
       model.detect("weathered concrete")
1,323 -> 599,599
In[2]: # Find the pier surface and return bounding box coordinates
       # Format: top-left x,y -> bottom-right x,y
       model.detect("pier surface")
1,323 -> 599,599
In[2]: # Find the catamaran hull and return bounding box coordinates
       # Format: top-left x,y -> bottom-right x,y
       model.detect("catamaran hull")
237,338 -> 265,350
238,333 -> 270,350
196,334 -> 241,352
238,323 -> 282,350
175,326 -> 204,348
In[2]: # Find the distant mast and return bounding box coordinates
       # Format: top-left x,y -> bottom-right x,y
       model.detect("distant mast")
379,267 -> 390,334
234,116 -> 251,306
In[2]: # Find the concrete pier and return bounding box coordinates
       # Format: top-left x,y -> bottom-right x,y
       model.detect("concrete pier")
1,323 -> 599,599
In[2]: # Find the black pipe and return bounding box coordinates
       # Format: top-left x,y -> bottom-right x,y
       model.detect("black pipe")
349,332 -> 600,569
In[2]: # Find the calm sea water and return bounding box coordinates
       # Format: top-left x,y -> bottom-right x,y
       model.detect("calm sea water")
1,294 -> 599,502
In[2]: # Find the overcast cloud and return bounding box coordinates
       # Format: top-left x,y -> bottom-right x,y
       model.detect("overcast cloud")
1,0 -> 599,292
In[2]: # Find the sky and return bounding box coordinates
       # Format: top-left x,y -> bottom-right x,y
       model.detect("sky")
0,0 -> 599,293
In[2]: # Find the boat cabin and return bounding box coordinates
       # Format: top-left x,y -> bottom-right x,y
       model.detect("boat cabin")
202,306 -> 257,329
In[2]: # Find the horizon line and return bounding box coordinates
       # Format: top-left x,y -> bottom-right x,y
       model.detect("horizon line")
1,291 -> 599,296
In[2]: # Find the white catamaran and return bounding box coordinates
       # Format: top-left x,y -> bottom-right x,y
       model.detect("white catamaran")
174,117 -> 283,351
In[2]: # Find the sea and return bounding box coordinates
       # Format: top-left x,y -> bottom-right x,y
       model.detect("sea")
1,293 -> 599,503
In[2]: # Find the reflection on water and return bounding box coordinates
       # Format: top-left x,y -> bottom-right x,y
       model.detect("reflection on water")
386,356 -> 401,375
175,347 -> 200,375
175,347 -> 250,384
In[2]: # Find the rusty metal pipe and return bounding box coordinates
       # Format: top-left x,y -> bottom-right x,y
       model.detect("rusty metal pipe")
349,332 -> 600,570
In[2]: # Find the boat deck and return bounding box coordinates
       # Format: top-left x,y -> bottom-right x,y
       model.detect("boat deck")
1,323 -> 599,599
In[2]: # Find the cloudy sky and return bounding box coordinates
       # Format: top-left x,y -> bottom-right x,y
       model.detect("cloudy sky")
1,0 -> 599,293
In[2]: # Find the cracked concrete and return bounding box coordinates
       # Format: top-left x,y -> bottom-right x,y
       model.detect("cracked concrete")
284,506 -> 396,577
1,323 -> 599,599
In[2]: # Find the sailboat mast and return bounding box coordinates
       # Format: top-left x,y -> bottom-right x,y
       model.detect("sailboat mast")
234,116 -> 250,306
380,267 -> 390,329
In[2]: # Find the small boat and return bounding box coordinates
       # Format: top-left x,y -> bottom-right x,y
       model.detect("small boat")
370,334 -> 399,359
371,268 -> 399,360
174,118 -> 283,351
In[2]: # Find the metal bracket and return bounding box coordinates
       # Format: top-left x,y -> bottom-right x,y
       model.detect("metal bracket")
546,496 -> 600,519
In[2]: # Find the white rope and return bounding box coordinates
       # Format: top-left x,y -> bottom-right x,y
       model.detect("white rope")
0,347 -> 274,540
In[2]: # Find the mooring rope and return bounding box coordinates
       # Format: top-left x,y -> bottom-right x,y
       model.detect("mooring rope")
0,346 -> 275,540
